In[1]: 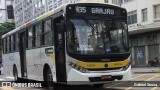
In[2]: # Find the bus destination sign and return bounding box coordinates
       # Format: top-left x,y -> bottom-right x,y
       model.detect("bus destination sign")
66,4 -> 126,16
75,6 -> 115,15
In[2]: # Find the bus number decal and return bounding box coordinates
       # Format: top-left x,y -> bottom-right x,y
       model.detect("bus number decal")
76,6 -> 86,13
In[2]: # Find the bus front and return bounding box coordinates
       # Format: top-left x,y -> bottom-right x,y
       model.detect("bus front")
65,3 -> 131,85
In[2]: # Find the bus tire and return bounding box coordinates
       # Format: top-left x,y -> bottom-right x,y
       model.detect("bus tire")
13,66 -> 19,81
45,67 -> 56,90
92,84 -> 104,88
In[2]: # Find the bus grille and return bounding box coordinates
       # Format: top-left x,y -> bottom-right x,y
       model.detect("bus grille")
88,67 -> 122,71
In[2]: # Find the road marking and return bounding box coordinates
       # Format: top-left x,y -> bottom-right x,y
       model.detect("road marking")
105,82 -> 124,89
125,87 -> 132,90
146,75 -> 158,81
132,74 -> 145,80
149,75 -> 159,90
125,74 -> 159,90
106,74 -> 145,89
0,86 -> 15,90
0,78 -> 4,81
151,87 -> 158,90
5,76 -> 14,79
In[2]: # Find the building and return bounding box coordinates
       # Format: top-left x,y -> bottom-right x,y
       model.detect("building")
0,0 -> 14,24
13,0 -> 105,27
108,0 -> 160,67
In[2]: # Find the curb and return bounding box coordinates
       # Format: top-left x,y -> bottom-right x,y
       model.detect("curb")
133,71 -> 160,74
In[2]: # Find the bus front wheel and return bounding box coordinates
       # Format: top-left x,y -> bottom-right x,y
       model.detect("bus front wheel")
45,68 -> 56,90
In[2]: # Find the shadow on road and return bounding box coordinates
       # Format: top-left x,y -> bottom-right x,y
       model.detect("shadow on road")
49,85 -> 122,90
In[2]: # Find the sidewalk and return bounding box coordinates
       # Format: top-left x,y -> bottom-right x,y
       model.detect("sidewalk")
131,67 -> 160,74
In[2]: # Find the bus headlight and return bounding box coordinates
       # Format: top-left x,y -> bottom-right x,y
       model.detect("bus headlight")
68,61 -> 89,73
121,59 -> 131,71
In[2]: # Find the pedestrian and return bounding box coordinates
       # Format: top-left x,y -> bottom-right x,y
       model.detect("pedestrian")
154,57 -> 159,67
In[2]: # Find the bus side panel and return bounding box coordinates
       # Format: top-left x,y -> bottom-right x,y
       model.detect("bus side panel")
33,48 -> 43,81
41,46 -> 57,81
3,52 -> 21,78
8,53 -> 15,76
65,54 -> 78,81
14,52 -> 21,77
32,48 -> 42,80
2,54 -> 9,75
26,49 -> 36,80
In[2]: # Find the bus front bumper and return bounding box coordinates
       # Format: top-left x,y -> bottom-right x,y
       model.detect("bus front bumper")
67,65 -> 131,85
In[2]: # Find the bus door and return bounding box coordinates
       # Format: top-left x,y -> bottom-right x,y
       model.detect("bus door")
54,17 -> 67,83
19,32 -> 27,78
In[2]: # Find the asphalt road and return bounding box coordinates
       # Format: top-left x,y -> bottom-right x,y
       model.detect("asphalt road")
0,72 -> 160,90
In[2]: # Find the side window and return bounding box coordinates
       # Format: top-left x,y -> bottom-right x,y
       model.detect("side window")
13,35 -> 16,51
9,36 -> 11,52
26,29 -> 28,48
33,27 -> 36,47
15,34 -> 19,51
3,39 -> 6,53
7,37 -> 10,53
42,19 -> 52,45
36,24 -> 41,47
2,39 -> 4,53
27,27 -> 33,49
5,38 -> 7,53
34,23 -> 42,47
11,35 -> 14,52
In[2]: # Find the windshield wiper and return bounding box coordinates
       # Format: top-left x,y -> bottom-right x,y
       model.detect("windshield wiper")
81,15 -> 97,31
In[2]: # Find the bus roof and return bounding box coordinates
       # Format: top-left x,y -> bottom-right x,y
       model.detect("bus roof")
2,3 -> 123,38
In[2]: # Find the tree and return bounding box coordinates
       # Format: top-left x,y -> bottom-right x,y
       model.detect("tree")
0,22 -> 15,61
0,22 -> 15,35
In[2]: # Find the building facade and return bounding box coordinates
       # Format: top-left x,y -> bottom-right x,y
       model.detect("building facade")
0,0 -> 14,24
108,0 -> 160,67
13,0 -> 105,27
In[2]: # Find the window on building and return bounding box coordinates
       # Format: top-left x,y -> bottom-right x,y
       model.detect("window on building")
34,3 -> 38,14
128,10 -> 137,25
42,0 -> 45,5
131,38 -> 138,46
154,5 -> 160,19
7,5 -> 14,19
147,34 -> 157,45
104,0 -> 108,3
142,8 -> 148,22
124,0 -> 134,3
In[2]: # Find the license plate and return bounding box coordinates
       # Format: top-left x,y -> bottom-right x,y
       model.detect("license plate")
101,75 -> 112,79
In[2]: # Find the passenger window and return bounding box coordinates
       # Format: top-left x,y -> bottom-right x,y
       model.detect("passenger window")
11,35 -> 14,52
15,34 -> 19,51
42,19 -> 52,46
34,23 -> 42,47
26,27 -> 33,49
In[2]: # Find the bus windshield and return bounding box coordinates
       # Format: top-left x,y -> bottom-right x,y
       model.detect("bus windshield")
67,17 -> 128,55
